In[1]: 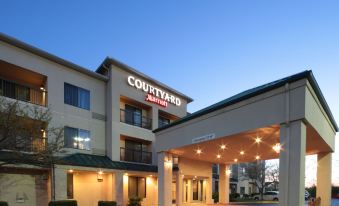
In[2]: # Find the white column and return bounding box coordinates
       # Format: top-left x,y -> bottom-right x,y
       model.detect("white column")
176,171 -> 183,206
279,120 -> 306,206
317,152 -> 332,206
54,166 -> 67,200
158,152 -> 173,206
114,171 -> 128,206
219,164 -> 230,204
205,165 -> 213,204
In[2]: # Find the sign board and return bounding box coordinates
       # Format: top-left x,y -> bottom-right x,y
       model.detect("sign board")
127,75 -> 181,107
192,133 -> 215,144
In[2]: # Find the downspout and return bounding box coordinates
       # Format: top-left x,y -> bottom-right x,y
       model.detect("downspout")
51,163 -> 56,200
283,82 -> 290,203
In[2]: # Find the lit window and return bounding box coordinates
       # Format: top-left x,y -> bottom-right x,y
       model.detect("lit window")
64,126 -> 91,150
128,176 -> 146,198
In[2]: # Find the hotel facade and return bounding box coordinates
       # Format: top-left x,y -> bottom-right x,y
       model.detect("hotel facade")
0,33 -> 337,206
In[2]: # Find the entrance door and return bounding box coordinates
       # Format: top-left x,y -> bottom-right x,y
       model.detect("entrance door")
192,179 -> 204,202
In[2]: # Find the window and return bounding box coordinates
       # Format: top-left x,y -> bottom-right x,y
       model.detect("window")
64,126 -> 91,150
64,83 -> 90,110
158,116 -> 170,128
125,104 -> 142,127
128,176 -> 146,198
121,140 -> 151,164
0,79 -> 30,102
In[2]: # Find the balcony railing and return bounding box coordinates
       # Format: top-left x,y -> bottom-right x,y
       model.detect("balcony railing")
120,147 -> 152,164
0,78 -> 47,106
120,109 -> 152,130
1,137 -> 47,153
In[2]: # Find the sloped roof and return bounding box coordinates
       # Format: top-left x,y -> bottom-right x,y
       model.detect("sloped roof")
154,70 -> 338,132
60,153 -> 158,173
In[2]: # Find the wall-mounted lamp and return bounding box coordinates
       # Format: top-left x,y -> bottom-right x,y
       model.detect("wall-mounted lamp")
97,170 -> 103,182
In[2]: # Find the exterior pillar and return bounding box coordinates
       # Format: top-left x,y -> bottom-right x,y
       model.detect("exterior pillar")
279,120 -> 306,206
114,171 -> 128,206
54,166 -> 67,200
176,171 -> 183,206
317,152 -> 332,206
205,165 -> 213,204
219,164 -> 230,204
158,152 -> 173,206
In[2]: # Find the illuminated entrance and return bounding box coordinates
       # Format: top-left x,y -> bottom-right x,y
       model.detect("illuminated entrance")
155,71 -> 337,206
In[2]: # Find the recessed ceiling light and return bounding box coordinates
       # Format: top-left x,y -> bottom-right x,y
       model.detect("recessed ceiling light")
217,154 -> 221,159
255,155 -> 260,160
240,151 -> 245,155
272,143 -> 281,153
234,159 -> 238,162
220,144 -> 226,150
255,137 -> 262,144
196,149 -> 202,154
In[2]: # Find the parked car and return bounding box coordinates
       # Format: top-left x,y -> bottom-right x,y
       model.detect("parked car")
253,191 -> 279,201
253,190 -> 310,201
305,190 -> 310,200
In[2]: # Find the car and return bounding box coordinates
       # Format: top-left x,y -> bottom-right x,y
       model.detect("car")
305,190 -> 310,200
253,191 -> 279,201
253,190 -> 310,201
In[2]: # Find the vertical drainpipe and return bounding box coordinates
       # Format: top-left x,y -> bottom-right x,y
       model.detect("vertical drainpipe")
283,82 -> 290,203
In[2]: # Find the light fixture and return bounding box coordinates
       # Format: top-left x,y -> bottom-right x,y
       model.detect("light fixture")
68,169 -> 73,173
272,143 -> 281,153
196,149 -> 202,155
124,173 -> 129,176
194,176 -> 197,179
234,158 -> 238,162
255,137 -> 262,144
149,175 -> 153,177
255,155 -> 260,160
240,151 -> 245,155
226,169 -> 232,176
220,144 -> 226,150
217,154 -> 221,159
97,170 -> 103,182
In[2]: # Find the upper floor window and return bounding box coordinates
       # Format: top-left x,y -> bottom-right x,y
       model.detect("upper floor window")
64,83 -> 90,110
125,104 -> 142,127
64,126 -> 91,150
158,116 -> 170,128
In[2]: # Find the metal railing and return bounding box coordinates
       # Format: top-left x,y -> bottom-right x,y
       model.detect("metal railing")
120,147 -> 152,164
1,137 -> 47,153
0,78 -> 47,106
120,109 -> 152,130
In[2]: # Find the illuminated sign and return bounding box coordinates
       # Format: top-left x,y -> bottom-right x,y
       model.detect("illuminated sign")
127,75 -> 181,107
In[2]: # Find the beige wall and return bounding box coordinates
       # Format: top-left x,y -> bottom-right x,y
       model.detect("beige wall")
107,64 -> 189,162
0,172 -> 49,206
73,172 -> 113,206
0,41 -> 107,156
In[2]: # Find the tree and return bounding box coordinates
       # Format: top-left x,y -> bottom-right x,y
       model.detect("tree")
0,97 -> 64,199
244,160 -> 267,200
241,160 -> 279,200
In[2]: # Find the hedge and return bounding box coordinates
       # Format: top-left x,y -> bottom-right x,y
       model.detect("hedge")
0,201 -> 8,206
98,201 -> 117,206
48,200 -> 77,206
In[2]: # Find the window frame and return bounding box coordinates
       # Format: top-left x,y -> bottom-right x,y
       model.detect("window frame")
128,176 -> 146,199
64,82 -> 90,110
64,126 -> 91,150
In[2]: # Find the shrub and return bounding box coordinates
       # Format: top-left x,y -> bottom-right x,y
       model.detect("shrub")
212,192 -> 219,202
127,197 -> 142,206
98,201 -> 117,206
229,193 -> 240,201
48,200 -> 77,206
0,201 -> 8,206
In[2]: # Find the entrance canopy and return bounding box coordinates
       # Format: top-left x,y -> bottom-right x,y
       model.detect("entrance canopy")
154,70 -> 337,161
154,70 -> 337,206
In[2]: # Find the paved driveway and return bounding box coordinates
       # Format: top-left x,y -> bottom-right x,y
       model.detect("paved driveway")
227,199 -> 339,206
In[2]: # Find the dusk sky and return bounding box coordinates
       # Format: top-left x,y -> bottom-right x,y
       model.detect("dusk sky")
1,0 -> 338,186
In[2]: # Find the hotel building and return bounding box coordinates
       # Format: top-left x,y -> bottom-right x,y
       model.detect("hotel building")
0,33 -> 337,206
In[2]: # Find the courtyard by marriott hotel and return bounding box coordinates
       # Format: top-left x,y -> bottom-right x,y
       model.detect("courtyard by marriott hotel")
0,33 -> 337,206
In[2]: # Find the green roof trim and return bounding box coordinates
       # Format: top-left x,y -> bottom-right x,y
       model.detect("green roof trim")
59,153 -> 158,173
154,70 -> 338,133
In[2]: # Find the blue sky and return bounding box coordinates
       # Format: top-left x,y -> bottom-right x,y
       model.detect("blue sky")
1,0 -> 339,185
